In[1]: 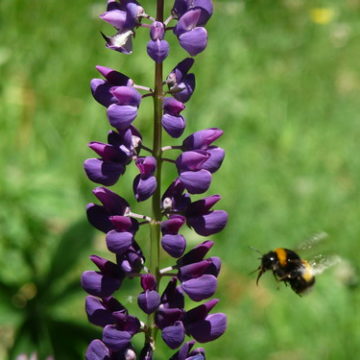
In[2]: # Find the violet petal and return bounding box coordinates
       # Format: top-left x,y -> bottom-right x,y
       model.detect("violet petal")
102,324 -> 132,352
106,230 -> 133,254
84,158 -> 124,186
81,271 -> 121,297
181,274 -> 217,301
147,39 -> 170,63
85,339 -> 110,360
161,321 -> 185,349
179,169 -> 212,194
187,210 -> 228,236
178,27 -> 208,56
107,104 -> 138,130
161,234 -> 186,258
162,114 -> 186,138
138,290 -> 161,314
186,313 -> 227,343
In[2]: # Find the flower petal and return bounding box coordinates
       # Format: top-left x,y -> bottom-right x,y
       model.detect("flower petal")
181,274 -> 217,301
186,313 -> 227,343
161,321 -> 185,349
161,234 -> 186,258
84,158 -> 124,186
178,27 -> 208,56
187,210 -> 228,236
137,290 -> 161,314
85,296 -> 116,327
133,174 -> 157,202
102,324 -> 132,352
107,104 -> 138,130
106,230 -> 133,254
179,169 -> 212,194
86,339 -> 110,360
147,39 -> 170,63
81,271 -> 122,297
162,114 -> 186,138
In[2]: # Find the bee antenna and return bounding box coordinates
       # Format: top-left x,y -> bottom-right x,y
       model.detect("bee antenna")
248,246 -> 262,255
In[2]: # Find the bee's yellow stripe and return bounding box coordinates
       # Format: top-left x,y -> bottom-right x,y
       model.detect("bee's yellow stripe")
274,248 -> 287,266
301,260 -> 314,281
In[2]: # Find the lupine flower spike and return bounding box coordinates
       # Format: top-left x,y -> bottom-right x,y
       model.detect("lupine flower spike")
83,0 -> 227,358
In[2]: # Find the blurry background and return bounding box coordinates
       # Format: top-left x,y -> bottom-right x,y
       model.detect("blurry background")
1,0 -> 360,358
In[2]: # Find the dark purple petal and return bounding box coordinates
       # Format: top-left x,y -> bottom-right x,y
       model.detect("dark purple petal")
109,216 -> 138,233
102,30 -> 134,54
161,234 -> 186,258
141,274 -> 157,290
181,274 -> 217,301
168,58 -> 194,85
85,296 -> 116,327
88,142 -> 128,163
161,321 -> 185,349
182,128 -> 223,150
84,158 -> 124,186
160,278 -> 185,309
86,339 -> 110,360
102,324 -> 132,352
136,156 -> 157,176
176,151 -> 209,172
147,39 -> 169,63
81,271 -> 122,297
162,114 -> 186,138
173,74 -> 195,103
93,187 -> 129,214
163,97 -> 185,116
96,65 -> 133,86
107,104 -> 138,130
175,9 -> 202,35
186,313 -> 227,343
87,203 -> 113,233
179,169 -> 212,194
155,307 -> 184,329
169,340 -> 196,360
187,210 -> 228,236
202,147 -> 225,173
138,290 -> 161,314
178,27 -> 208,56
177,240 -> 214,266
184,298 -> 219,323
178,260 -> 213,281
133,174 -> 157,201
161,215 -> 186,235
172,0 -> 213,25
106,230 -> 133,254
111,86 -> 141,106
111,313 -> 141,335
91,79 -> 117,107
186,195 -> 221,216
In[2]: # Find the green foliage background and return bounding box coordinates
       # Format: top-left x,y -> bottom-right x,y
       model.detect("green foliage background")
1,0 -> 359,359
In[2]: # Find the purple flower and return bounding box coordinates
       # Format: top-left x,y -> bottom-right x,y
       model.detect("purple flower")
172,0 -> 213,25
86,187 -> 129,233
161,215 -> 186,257
182,128 -> 223,150
116,241 -> 144,275
85,295 -> 126,327
174,9 -> 208,56
169,340 -> 205,360
137,274 -> 161,314
133,156 -> 157,201
166,58 -> 195,103
184,299 -> 227,343
147,21 -> 169,63
162,97 -> 186,138
91,65 -> 134,107
185,195 -> 228,236
107,86 -> 142,130
100,0 -> 145,54
81,255 -> 124,297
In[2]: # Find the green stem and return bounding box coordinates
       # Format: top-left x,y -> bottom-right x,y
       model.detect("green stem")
147,0 -> 165,349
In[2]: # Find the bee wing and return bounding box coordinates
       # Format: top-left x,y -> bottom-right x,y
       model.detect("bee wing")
297,232 -> 329,252
309,254 -> 342,276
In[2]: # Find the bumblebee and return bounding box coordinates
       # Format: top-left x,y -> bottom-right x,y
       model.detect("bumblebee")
256,248 -> 315,295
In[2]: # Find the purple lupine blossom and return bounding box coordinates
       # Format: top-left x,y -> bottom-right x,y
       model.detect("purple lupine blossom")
83,0 -> 226,358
